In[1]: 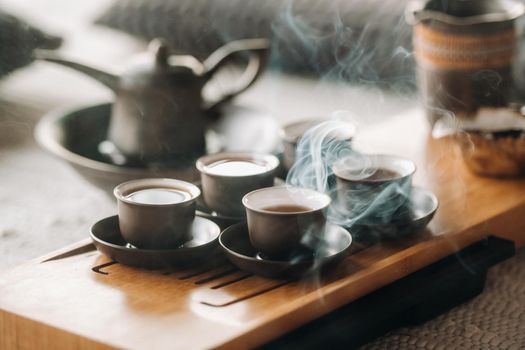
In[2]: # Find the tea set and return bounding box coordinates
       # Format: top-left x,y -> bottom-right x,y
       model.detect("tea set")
35,34 -> 438,278
89,122 -> 438,279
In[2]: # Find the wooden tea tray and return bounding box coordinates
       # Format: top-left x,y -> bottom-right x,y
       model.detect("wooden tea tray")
2,113 -> 525,349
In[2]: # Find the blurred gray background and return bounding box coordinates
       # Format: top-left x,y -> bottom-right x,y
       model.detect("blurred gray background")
0,1 -> 524,349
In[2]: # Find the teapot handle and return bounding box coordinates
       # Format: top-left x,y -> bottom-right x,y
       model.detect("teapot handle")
202,38 -> 270,113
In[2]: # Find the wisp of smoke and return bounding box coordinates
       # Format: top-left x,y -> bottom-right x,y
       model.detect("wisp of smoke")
286,114 -> 411,230
286,118 -> 354,194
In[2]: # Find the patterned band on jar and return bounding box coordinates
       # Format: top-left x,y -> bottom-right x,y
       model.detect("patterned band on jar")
414,24 -> 516,70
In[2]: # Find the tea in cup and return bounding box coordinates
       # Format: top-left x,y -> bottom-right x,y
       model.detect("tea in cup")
196,152 -> 279,217
242,186 -> 331,259
332,154 -> 416,224
114,178 -> 200,249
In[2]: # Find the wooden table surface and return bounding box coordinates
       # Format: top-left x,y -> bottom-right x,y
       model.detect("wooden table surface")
2,112 -> 525,350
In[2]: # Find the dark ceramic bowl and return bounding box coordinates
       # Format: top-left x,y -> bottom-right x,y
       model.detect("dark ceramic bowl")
35,104 -> 198,195
35,103 -> 280,195
219,222 -> 352,279
90,215 -> 220,269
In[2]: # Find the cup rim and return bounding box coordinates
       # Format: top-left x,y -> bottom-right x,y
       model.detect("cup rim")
280,118 -> 327,144
113,178 -> 200,207
242,186 -> 331,215
280,118 -> 356,144
332,154 -> 416,183
195,152 -> 280,178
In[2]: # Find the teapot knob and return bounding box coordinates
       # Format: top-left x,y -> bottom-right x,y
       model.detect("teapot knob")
148,38 -> 170,68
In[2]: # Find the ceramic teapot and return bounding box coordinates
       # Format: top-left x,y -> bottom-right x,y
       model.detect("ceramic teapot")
36,38 -> 270,163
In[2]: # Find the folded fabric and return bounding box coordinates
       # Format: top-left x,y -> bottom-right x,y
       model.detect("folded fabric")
95,0 -> 414,88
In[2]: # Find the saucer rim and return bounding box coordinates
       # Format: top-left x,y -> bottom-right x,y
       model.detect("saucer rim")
219,222 -> 353,265
90,215 -> 220,253
356,186 -> 439,228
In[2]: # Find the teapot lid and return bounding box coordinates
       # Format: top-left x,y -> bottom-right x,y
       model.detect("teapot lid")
120,39 -> 206,87
407,0 -> 525,25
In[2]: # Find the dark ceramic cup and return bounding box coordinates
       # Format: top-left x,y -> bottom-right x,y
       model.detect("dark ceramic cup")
242,186 -> 331,259
332,154 -> 416,225
114,178 -> 200,249
196,152 -> 279,217
280,119 -> 356,171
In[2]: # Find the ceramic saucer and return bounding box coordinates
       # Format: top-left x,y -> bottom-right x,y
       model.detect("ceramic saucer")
352,186 -> 438,241
219,223 -> 352,279
195,178 -> 285,229
90,216 -> 220,269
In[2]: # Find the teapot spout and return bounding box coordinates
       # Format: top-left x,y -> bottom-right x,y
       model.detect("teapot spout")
35,50 -> 118,91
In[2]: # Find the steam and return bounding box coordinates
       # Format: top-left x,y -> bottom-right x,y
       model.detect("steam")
269,0 -> 417,237
286,113 -> 412,231
270,0 -> 415,90
286,112 -> 356,193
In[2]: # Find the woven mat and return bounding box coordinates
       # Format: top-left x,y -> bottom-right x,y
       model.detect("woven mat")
361,247 -> 525,349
